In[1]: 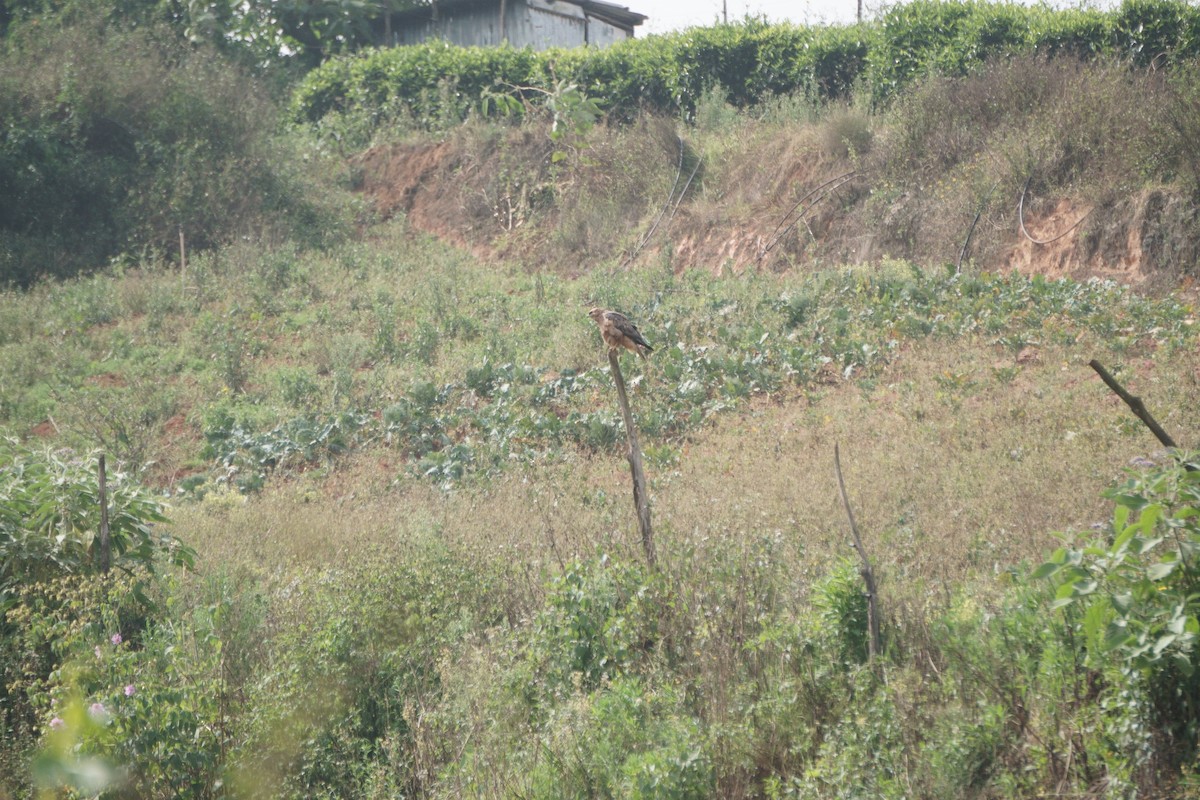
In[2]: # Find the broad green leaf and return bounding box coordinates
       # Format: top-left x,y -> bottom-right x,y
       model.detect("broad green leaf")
1112,520 -> 1137,550
1154,633 -> 1177,656
1172,652 -> 1195,677
1073,579 -> 1098,596
1146,560 -> 1179,581
1112,592 -> 1134,615
1031,561 -> 1062,579
1104,622 -> 1134,652
1114,504 -> 1132,531
1133,536 -> 1164,556
1082,599 -> 1111,645
1111,493 -> 1149,512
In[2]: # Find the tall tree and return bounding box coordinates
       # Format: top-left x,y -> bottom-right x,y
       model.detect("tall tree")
1,0 -> 429,71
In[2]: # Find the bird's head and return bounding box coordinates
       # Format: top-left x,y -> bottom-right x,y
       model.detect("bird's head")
588,308 -> 605,323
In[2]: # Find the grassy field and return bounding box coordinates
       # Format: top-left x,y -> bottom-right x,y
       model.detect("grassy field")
5,41 -> 1200,796
5,204 -> 1200,795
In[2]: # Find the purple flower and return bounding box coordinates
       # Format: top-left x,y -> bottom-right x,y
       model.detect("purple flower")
111,633 -> 122,645
49,717 -> 65,730
124,684 -> 136,697
88,702 -> 109,723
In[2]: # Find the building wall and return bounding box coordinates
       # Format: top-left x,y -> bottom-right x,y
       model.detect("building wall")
583,16 -> 627,47
389,0 -> 634,50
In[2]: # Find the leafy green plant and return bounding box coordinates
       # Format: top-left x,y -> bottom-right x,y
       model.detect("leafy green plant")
0,437 -> 193,606
0,18 -> 342,286
812,558 -> 872,665
201,411 -> 370,493
0,443 -> 197,798
541,676 -> 712,800
1034,453 -> 1200,775
1036,454 -> 1200,675
532,557 -> 663,692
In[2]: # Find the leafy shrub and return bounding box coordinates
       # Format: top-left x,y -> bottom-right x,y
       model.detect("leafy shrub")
1035,452 -> 1200,775
532,557 -> 664,692
1112,0 -> 1200,65
1,568 -> 278,800
0,19 -> 344,286
528,677 -> 711,800
0,437 -> 193,605
812,559 -> 872,665
233,553 -> 502,799
866,0 -> 978,103
201,411 -> 371,493
0,441 -> 197,798
1030,6 -> 1113,60
292,42 -> 542,131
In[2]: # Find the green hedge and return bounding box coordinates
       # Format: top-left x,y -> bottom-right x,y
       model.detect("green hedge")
293,0 -> 1200,130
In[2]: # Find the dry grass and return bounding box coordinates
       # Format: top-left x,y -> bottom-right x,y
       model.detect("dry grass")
170,326 -> 1200,615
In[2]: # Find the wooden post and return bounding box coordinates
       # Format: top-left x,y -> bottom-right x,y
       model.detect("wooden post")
834,443 -> 881,661
179,226 -> 187,287
499,0 -> 507,43
1089,359 -> 1179,449
609,350 -> 655,567
98,454 -> 111,574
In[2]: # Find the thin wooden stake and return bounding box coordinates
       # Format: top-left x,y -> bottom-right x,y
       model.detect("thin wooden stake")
609,350 -> 655,567
834,443 -> 882,661
1089,359 -> 1179,449
179,226 -> 187,287
98,454 -> 111,574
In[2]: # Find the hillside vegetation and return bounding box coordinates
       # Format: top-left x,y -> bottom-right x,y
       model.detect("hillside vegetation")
4,1 -> 1200,798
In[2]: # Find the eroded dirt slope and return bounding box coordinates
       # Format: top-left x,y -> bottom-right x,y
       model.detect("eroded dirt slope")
354,126 -> 1198,286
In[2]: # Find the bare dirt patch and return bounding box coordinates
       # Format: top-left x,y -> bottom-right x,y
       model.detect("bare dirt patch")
28,420 -> 57,438
354,140 -> 474,249
1002,190 -> 1200,285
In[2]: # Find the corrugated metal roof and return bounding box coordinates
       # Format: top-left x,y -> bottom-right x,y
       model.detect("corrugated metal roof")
392,0 -> 647,30
578,0 -> 648,28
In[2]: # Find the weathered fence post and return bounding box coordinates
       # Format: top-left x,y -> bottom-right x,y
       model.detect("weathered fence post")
1089,359 -> 1180,450
98,453 -> 111,574
609,350 -> 656,567
834,443 -> 882,661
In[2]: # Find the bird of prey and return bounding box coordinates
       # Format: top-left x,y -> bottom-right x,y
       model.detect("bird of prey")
589,308 -> 653,358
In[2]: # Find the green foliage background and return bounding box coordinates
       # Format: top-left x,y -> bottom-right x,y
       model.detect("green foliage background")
294,0 -> 1200,133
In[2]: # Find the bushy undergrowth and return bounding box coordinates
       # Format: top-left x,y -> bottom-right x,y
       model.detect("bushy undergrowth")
0,19 -> 347,286
10,455 -> 1200,797
0,438 -> 194,604
0,441 -> 196,798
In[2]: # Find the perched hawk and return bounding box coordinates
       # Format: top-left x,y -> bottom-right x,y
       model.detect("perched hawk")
589,308 -> 653,358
